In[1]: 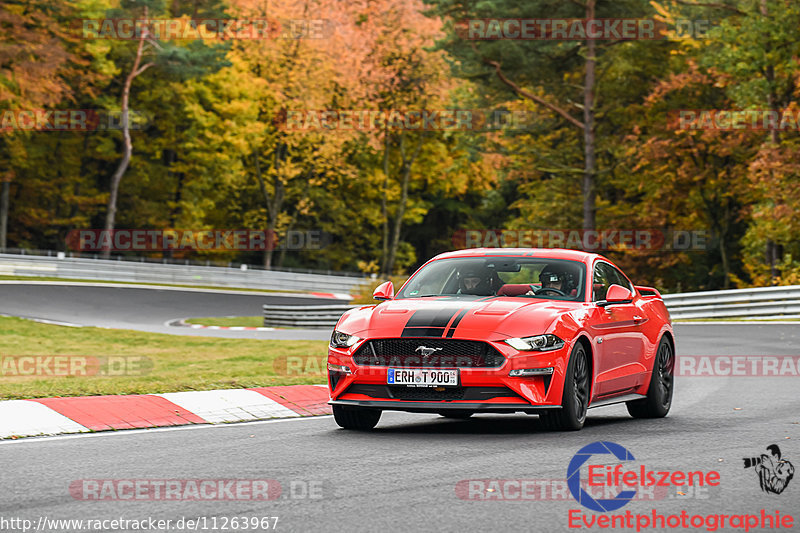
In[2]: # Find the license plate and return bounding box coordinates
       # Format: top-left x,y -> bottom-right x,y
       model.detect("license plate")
387,368 -> 459,387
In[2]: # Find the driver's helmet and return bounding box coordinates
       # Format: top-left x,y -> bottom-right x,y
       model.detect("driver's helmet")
458,266 -> 496,296
539,264 -> 572,293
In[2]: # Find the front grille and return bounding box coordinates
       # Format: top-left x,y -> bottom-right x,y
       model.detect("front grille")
353,339 -> 505,368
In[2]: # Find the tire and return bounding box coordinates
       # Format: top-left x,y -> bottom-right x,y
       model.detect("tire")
626,336 -> 674,419
438,410 -> 474,419
332,404 -> 382,430
540,342 -> 590,431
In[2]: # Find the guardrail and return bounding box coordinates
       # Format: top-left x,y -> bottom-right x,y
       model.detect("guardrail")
0,252 -> 369,294
662,285 -> 800,320
263,303 -> 361,328
261,285 -> 800,328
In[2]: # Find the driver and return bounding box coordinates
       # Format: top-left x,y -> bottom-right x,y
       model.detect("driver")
540,267 -> 565,292
458,266 -> 497,296
527,265 -> 570,295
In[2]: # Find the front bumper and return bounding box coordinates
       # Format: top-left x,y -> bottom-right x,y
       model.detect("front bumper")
328,338 -> 571,412
329,399 -> 561,414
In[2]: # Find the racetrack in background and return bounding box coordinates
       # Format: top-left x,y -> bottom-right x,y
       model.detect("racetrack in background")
0,282 -> 333,340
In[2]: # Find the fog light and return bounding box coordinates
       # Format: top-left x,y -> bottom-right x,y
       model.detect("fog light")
328,363 -> 352,374
509,367 -> 554,377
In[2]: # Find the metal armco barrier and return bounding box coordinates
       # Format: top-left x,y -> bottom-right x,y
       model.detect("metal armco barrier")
264,285 -> 800,327
662,285 -> 800,320
0,252 -> 368,294
263,303 -> 361,328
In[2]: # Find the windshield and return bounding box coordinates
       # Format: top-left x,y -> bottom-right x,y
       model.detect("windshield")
396,257 -> 586,301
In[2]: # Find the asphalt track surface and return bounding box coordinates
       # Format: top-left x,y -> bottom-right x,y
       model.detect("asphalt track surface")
2,324 -> 799,532
0,282 -> 332,340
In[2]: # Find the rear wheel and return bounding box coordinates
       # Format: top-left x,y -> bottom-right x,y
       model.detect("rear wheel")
540,342 -> 590,431
332,404 -> 381,430
438,410 -> 474,419
626,336 -> 674,419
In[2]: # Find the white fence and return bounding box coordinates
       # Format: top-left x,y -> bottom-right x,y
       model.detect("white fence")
662,286 -> 800,320
0,252 -> 369,294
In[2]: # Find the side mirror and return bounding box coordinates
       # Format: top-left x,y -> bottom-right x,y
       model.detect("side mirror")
373,281 -> 394,301
598,284 -> 633,307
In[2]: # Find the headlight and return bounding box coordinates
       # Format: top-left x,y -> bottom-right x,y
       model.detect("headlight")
505,334 -> 565,352
330,330 -> 361,348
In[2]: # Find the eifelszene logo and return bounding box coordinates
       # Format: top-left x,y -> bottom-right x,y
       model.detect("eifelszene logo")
567,441 -> 721,513
743,444 -> 794,495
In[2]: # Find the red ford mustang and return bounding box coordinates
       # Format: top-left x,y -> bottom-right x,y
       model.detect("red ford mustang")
328,248 -> 675,431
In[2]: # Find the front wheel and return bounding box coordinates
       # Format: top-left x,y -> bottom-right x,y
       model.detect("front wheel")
540,342 -> 590,431
626,336 -> 674,419
332,404 -> 381,430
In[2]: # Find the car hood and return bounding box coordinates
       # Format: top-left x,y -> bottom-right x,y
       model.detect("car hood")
338,297 -> 581,340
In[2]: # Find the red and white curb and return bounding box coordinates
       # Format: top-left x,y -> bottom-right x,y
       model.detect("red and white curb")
167,319 -> 276,331
309,292 -> 353,300
0,385 -> 331,440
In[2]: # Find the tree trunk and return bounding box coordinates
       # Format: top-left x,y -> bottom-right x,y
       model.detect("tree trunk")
486,0 -> 596,231
383,134 -> 424,276
384,168 -> 410,276
102,8 -> 153,258
380,129 -> 390,273
253,146 -> 285,269
582,0 -> 597,231
277,221 -> 292,267
0,178 -> 9,250
759,0 -> 780,282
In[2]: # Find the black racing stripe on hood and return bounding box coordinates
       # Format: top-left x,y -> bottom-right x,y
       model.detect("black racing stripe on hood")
404,306 -> 463,329
401,327 -> 446,337
401,307 -> 464,338
445,309 -> 469,338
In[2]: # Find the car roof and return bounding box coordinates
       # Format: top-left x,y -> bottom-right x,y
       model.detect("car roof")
431,248 -> 603,263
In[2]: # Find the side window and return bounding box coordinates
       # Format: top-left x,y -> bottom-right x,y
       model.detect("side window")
593,262 -> 633,301
592,263 -> 612,301
609,265 -> 634,293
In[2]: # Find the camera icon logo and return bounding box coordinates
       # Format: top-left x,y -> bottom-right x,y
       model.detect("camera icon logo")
743,444 -> 794,495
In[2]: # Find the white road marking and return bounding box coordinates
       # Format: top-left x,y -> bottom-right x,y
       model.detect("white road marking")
0,414 -> 333,445
0,401 -> 90,439
158,389 -> 299,423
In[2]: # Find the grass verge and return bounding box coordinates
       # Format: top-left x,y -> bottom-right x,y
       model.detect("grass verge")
0,317 -> 327,400
185,316 -> 264,327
